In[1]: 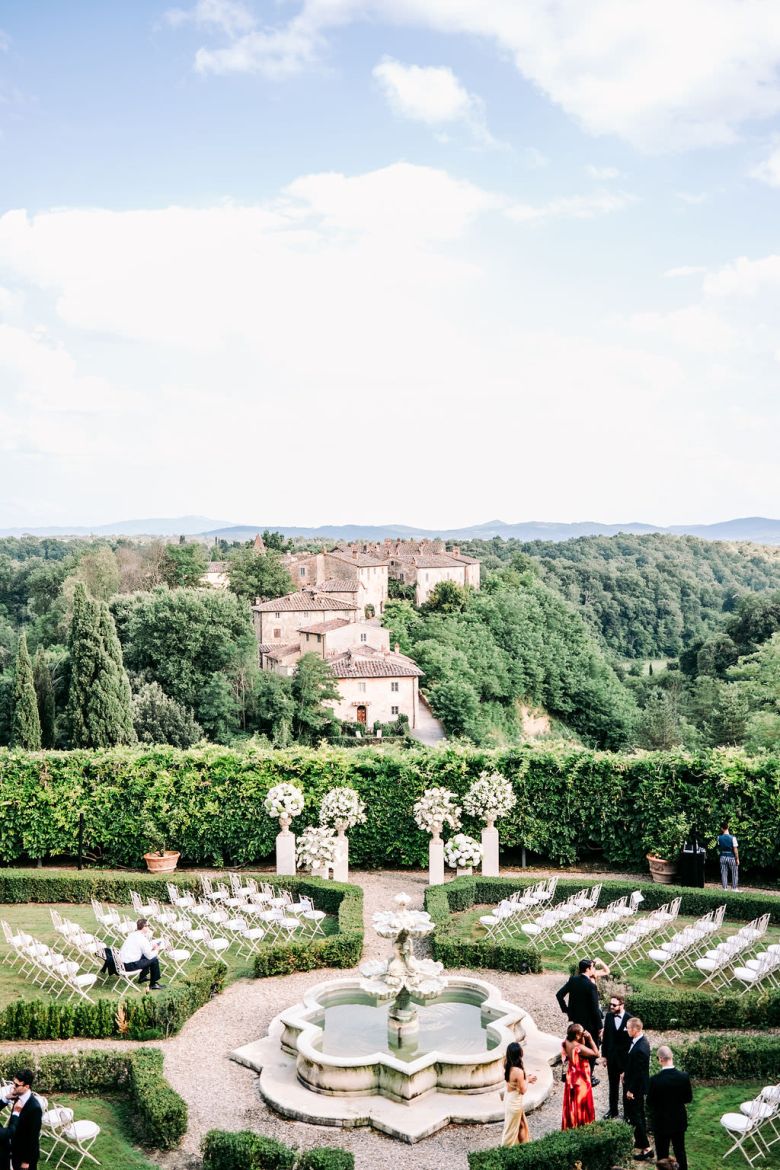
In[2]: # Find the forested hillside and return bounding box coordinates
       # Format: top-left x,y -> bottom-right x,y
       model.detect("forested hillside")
456,534 -> 780,659
383,569 -> 637,749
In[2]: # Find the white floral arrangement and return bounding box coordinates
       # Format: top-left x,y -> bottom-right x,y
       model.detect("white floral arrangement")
296,825 -> 338,870
443,833 -> 483,869
264,782 -> 305,819
413,787 -> 462,833
319,786 -> 367,831
463,771 -> 517,822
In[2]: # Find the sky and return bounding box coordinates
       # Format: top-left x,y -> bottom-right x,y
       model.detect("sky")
1,1 -> 779,530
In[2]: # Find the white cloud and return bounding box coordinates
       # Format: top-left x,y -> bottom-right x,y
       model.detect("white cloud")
626,305 -> 737,353
506,189 -> 637,223
676,191 -> 709,205
750,144 -> 780,187
372,58 -> 499,146
168,0 -> 780,150
703,254 -> 780,297
165,0 -> 255,37
586,165 -> 621,180
664,266 -> 706,278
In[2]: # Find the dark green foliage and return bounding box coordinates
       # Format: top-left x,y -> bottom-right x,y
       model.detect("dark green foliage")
159,542 -> 208,587
11,631 -> 41,749
425,883 -> 541,973
297,1150 -> 355,1170
132,681 -> 203,747
0,1048 -> 186,1149
33,647 -> 56,748
0,743 -> 778,872
468,1119 -> 633,1170
253,882 -> 363,977
627,985 -> 780,1030
291,654 -> 339,743
727,589 -> 780,654
227,544 -> 295,602
670,1035 -> 780,1080
67,583 -> 135,747
202,1131 -> 298,1170
422,579 -> 468,613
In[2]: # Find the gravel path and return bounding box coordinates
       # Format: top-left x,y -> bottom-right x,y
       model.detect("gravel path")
3,868 -> 775,1169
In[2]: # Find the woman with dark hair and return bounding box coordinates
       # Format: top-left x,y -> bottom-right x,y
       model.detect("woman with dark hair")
501,1041 -> 536,1146
561,1022 -> 598,1129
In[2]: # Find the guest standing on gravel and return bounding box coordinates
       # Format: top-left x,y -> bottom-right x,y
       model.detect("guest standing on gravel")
717,821 -> 740,890
501,1042 -> 536,1147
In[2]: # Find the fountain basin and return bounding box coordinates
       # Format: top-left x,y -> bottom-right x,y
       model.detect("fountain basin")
278,975 -> 525,1103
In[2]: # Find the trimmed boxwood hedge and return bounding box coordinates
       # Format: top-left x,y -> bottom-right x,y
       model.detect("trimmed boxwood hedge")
669,1034 -> 780,1080
202,1131 -> 354,1170
253,880 -> 363,977
0,1048 -> 186,1149
468,1119 -> 633,1170
0,742 -> 778,874
428,876 -> 780,1029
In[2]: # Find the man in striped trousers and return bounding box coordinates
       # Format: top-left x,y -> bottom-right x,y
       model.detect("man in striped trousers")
717,822 -> 739,890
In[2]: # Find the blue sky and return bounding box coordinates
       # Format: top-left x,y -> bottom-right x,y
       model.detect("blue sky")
1,0 -> 779,528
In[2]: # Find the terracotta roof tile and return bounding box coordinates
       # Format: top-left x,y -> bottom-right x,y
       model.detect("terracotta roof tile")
326,646 -> 423,679
329,550 -> 389,568
298,619 -> 353,634
316,577 -> 360,592
253,592 -> 356,613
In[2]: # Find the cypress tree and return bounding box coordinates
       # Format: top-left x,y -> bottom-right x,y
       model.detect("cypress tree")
11,631 -> 42,749
33,648 -> 56,749
67,582 -> 135,747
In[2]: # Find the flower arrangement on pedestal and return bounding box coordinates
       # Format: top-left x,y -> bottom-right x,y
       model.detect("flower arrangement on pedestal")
296,826 -> 338,874
463,771 -> 516,826
413,787 -> 462,836
264,782 -> 305,828
443,833 -> 483,873
319,786 -> 367,831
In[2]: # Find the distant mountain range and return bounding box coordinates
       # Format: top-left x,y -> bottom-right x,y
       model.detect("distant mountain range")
2,515 -> 780,545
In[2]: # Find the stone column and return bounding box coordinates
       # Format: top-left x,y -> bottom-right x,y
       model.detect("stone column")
276,814 -> 296,876
428,824 -> 444,886
332,822 -> 349,883
481,816 -> 500,877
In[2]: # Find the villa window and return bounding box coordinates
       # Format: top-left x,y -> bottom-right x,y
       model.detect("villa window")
274,628 -> 281,639
274,611 -> 280,618
391,706 -> 399,716
360,633 -> 367,643
300,567 -> 306,577
391,681 -> 399,692
358,681 -> 367,693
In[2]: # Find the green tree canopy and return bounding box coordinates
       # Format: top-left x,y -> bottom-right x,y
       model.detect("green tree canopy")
159,543 -> 208,588
66,583 -> 135,747
291,654 -> 339,744
227,545 -> 294,603
132,681 -> 203,747
11,631 -> 41,749
33,647 -> 56,749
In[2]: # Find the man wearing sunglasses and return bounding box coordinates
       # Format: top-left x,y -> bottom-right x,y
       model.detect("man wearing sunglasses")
0,1069 -> 42,1170
601,993 -> 633,1120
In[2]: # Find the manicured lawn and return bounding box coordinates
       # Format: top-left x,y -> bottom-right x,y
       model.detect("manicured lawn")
41,1095 -> 160,1168
453,904 -> 780,990
0,899 -> 338,1007
684,1080 -> 780,1169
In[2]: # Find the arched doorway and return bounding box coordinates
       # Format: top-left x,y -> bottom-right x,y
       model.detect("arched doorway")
356,705 -> 367,725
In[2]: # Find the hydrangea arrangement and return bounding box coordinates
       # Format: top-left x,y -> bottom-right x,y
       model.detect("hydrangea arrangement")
463,771 -> 517,822
263,782 -> 305,819
443,833 -> 483,870
413,787 -> 462,833
319,786 -> 367,831
296,825 -> 338,870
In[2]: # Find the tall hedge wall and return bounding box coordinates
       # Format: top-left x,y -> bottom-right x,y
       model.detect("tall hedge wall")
0,743 -> 777,871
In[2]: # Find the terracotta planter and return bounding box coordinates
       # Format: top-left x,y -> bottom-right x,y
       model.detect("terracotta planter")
646,853 -> 678,884
143,851 -> 180,874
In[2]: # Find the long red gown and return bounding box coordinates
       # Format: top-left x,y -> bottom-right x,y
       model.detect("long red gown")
561,1042 -> 595,1129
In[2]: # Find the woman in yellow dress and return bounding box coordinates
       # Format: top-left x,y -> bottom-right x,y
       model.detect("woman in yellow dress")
501,1041 -> 537,1146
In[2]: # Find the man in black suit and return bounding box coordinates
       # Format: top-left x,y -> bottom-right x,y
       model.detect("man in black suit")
556,959 -> 603,1081
0,1068 -> 42,1170
600,992 -> 633,1119
623,1018 -> 652,1161
647,1045 -> 693,1170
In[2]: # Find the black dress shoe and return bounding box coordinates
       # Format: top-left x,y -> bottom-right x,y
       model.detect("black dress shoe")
150,982 -> 167,990
633,1151 -> 654,1161
591,1076 -> 601,1086
603,1111 -> 619,1119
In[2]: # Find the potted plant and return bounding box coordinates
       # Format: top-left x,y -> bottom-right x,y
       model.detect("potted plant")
414,787 -> 462,886
319,787 -> 366,882
264,783 -> 305,876
296,826 -> 338,879
143,825 -> 180,874
645,813 -> 688,884
444,833 -> 483,877
463,771 -> 517,877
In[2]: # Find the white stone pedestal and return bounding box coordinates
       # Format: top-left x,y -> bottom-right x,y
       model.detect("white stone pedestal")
311,863 -> 330,880
276,825 -> 296,876
481,821 -> 499,877
428,834 -> 444,886
332,829 -> 349,883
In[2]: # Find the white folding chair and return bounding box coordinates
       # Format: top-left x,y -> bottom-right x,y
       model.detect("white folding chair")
40,1102 -> 73,1162
58,1115 -> 101,1168
722,1094 -> 774,1165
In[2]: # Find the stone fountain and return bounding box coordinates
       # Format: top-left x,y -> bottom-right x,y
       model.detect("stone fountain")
231,893 -> 560,1142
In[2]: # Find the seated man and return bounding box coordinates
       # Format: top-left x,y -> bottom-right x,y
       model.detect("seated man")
119,917 -> 165,990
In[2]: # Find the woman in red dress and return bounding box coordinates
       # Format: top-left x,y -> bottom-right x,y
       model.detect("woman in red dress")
561,1022 -> 598,1129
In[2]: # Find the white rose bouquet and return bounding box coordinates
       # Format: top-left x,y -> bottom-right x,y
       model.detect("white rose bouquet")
413,787 -> 462,833
443,833 -> 483,869
296,826 -> 338,870
319,786 -> 367,830
264,782 -> 305,819
463,771 -> 517,822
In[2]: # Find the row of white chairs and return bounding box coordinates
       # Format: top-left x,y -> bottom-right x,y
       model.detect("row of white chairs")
511,887 -> 602,946
1,921 -> 99,1003
560,891 -> 645,957
600,898 -> 683,967
695,915 -> 771,988
477,878 -> 560,939
647,904 -> 726,981
721,1082 -> 780,1166
0,1079 -> 102,1170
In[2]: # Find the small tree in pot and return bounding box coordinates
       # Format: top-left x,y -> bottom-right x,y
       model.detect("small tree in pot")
143,823 -> 180,874
645,812 -> 688,884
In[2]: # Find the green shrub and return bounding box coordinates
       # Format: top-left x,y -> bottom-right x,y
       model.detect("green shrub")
297,1150 -> 355,1170
667,1034 -> 780,1080
468,1119 -> 633,1169
202,1130 -> 298,1169
0,960 -> 226,1042
0,742 -> 778,873
0,1048 -> 186,1149
627,985 -> 780,1030
254,882 -> 363,978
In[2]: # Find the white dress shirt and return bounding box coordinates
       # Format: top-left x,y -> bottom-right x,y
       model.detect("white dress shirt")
119,929 -> 157,964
